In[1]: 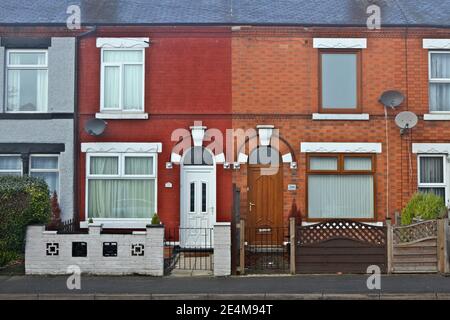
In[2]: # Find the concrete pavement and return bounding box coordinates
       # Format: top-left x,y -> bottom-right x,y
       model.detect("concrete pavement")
1,274 -> 450,299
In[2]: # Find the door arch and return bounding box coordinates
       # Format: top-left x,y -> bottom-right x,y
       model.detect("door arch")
180,147 -> 216,248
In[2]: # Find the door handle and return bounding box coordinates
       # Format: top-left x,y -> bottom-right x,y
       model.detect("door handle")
249,202 -> 256,212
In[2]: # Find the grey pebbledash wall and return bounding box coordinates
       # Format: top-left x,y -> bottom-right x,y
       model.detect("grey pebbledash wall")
0,37 -> 75,220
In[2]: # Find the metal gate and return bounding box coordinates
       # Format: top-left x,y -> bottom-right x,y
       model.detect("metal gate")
296,220 -> 387,274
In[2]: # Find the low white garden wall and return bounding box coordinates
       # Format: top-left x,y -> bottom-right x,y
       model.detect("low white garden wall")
25,224 -> 164,276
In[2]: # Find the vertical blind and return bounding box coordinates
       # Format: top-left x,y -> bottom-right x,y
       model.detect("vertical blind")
419,156 -> 446,200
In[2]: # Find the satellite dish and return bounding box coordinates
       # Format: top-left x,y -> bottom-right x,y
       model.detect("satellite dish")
379,90 -> 405,108
395,111 -> 418,129
84,118 -> 107,136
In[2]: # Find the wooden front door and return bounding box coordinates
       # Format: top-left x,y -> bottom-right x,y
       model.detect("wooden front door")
247,165 -> 283,244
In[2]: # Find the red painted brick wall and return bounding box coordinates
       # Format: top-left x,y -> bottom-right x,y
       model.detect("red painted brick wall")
78,27 -> 232,228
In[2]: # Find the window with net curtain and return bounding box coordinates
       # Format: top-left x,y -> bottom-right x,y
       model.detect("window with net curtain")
6,50 -> 48,112
429,52 -> 450,112
102,49 -> 144,111
87,155 -> 156,219
29,156 -> 59,195
0,155 -> 22,176
418,155 -> 446,201
308,155 -> 374,219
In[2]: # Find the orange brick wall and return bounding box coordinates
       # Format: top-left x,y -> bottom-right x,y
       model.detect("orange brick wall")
231,27 -> 450,224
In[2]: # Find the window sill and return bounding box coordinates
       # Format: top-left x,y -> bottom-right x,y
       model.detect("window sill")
423,114 -> 450,121
312,113 -> 369,121
95,112 -> 149,120
80,219 -> 152,229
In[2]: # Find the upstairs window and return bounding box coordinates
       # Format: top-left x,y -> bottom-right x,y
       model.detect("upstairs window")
320,51 -> 360,113
101,49 -> 144,112
6,50 -> 48,112
429,52 -> 450,112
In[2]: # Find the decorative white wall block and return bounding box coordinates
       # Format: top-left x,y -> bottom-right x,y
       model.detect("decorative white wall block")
257,125 -> 275,146
81,142 -> 162,153
423,39 -> 450,49
412,143 -> 450,154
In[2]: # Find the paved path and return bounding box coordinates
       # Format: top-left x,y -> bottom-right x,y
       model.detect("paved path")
1,274 -> 450,299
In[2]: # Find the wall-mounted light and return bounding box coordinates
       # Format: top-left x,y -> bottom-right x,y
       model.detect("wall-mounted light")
233,162 -> 241,170
290,162 -> 297,170
223,162 -> 231,169
166,162 -> 173,169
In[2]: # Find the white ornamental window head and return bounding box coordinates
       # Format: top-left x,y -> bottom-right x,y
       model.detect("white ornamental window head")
257,125 -> 275,146
190,125 -> 207,147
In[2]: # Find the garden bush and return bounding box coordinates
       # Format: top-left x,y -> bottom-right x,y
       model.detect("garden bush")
401,192 -> 447,225
0,176 -> 51,267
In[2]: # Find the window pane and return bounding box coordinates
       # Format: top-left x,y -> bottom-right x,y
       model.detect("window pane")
125,157 -> 153,175
183,147 -> 214,166
103,50 -> 143,63
249,146 -> 280,165
202,182 -> 207,213
308,175 -> 374,219
0,156 -> 21,170
88,179 -> 155,218
30,172 -> 59,194
123,65 -> 143,110
7,69 -> 48,112
309,157 -> 338,171
321,53 -> 357,109
420,157 -> 444,184
190,182 -> 195,212
429,83 -> 450,111
419,187 -> 446,201
104,66 -> 120,109
9,52 -> 46,65
430,53 -> 450,79
344,157 -> 372,171
90,157 -> 119,175
31,156 -> 58,170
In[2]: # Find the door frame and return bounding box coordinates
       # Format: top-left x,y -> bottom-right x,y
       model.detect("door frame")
180,148 -> 217,232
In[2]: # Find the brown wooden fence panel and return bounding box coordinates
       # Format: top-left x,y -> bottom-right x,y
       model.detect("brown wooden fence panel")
296,220 -> 387,274
392,220 -> 438,273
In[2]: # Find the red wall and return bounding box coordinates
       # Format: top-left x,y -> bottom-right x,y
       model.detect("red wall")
78,27 -> 232,228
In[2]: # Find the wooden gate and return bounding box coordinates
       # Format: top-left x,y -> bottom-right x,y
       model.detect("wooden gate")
296,220 -> 387,274
391,220 -> 438,273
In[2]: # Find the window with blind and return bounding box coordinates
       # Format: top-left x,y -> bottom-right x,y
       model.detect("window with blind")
418,155 -> 447,202
307,154 -> 375,219
429,52 -> 450,112
86,154 -> 156,219
320,50 -> 361,113
29,155 -> 59,195
101,49 -> 144,112
0,155 -> 22,176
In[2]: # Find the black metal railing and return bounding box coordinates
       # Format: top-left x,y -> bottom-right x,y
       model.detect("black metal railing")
46,218 -> 87,234
244,226 -> 290,273
164,227 -> 214,274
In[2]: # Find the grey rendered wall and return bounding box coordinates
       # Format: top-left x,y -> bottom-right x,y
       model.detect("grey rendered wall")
48,37 -> 75,113
0,37 -> 4,112
0,120 -> 74,220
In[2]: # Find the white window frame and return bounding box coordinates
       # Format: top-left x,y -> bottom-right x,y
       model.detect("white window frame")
85,152 -> 158,225
429,51 -> 450,113
29,154 -> 60,196
0,154 -> 23,176
100,48 -> 145,113
5,49 -> 48,113
417,154 -> 448,205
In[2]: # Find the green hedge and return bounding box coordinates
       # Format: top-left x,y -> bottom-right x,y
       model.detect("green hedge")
0,176 -> 51,267
401,192 -> 447,225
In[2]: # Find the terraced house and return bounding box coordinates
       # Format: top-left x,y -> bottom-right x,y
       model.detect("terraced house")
2,0 -> 450,275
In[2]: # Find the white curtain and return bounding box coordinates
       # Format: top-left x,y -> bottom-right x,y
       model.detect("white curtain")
88,179 -> 155,218
420,157 -> 443,183
123,65 -> 143,110
125,157 -> 152,175
6,70 -> 20,111
308,175 -> 374,219
430,53 -> 450,111
104,66 -> 120,109
0,156 -> 21,170
90,156 -> 118,175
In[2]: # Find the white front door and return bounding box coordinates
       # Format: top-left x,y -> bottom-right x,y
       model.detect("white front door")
180,167 -> 216,248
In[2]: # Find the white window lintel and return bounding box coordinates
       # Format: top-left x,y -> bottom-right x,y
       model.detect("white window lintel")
96,37 -> 150,48
313,38 -> 367,49
423,39 -> 450,49
81,142 -> 162,153
412,143 -> 450,154
301,142 -> 382,153
312,113 -> 369,121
